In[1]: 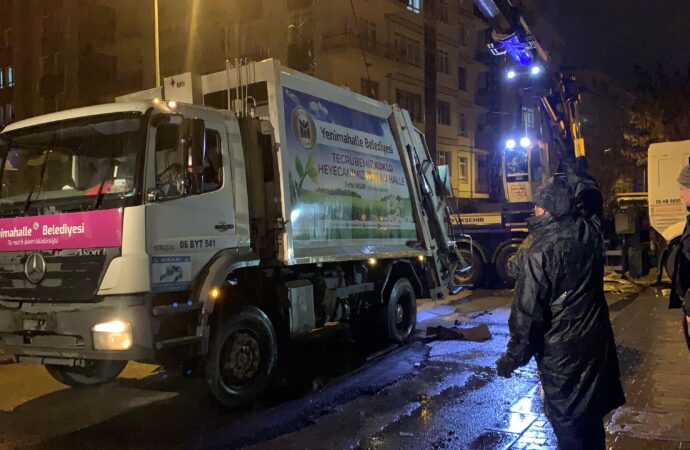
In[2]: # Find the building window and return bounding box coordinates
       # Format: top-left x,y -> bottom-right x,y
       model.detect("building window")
241,21 -> 265,57
458,155 -> 469,184
437,100 -> 450,125
437,49 -> 449,74
3,28 -> 12,49
5,103 -> 13,123
459,112 -> 467,136
395,33 -> 422,67
40,54 -> 53,75
400,0 -> 421,13
396,89 -> 423,122
459,22 -> 468,46
6,66 -> 13,87
55,52 -> 64,74
458,66 -> 467,91
476,154 -> 489,193
359,19 -> 376,50
0,68 -> 3,90
0,105 -> 4,125
288,8 -> 314,44
436,0 -> 449,23
522,106 -> 535,129
437,150 -> 450,166
361,78 -> 379,99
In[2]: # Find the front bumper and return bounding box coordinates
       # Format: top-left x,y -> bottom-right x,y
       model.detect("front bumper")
0,295 -> 155,362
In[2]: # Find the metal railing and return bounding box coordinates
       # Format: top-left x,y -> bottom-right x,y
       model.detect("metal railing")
321,33 -> 403,62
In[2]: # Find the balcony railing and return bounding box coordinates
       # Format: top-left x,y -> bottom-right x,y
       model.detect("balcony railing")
321,33 -> 402,62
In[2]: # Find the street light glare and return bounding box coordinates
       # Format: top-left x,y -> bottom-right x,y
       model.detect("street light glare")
520,137 -> 531,148
506,139 -> 517,149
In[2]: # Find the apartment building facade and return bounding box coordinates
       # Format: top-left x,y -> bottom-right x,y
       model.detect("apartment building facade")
7,0 -> 155,121
0,0 -> 14,126
156,0 -> 492,199
6,0 -> 492,199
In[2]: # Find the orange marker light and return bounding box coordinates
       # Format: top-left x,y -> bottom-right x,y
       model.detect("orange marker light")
210,288 -> 221,300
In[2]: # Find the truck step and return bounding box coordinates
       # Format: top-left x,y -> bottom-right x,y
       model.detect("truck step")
152,301 -> 202,317
155,335 -> 202,350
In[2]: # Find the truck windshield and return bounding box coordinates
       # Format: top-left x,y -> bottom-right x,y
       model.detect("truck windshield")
0,112 -> 145,216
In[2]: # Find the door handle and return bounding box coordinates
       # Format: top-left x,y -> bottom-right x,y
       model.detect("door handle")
215,223 -> 234,231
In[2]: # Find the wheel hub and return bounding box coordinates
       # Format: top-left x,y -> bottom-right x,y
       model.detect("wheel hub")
222,331 -> 261,384
506,254 -> 518,277
395,303 -> 405,324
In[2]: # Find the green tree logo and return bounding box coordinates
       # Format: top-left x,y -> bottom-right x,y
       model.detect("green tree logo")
290,155 -> 318,203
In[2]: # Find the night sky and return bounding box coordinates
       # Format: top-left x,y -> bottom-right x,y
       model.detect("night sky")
535,0 -> 690,87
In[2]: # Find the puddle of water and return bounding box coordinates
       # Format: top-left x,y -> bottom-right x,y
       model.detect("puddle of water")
489,412 -> 538,434
467,430 -> 519,450
510,396 -> 543,415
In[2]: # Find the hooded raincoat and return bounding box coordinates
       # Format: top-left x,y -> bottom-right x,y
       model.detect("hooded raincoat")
505,178 -> 625,440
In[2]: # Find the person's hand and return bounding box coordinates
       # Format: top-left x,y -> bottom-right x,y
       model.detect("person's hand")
495,353 -> 518,378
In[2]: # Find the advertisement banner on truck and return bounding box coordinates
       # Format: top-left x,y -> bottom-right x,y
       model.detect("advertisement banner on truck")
281,87 -> 416,251
0,208 -> 123,251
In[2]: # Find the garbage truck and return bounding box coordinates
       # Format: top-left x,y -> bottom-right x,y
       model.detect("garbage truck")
0,59 -> 463,406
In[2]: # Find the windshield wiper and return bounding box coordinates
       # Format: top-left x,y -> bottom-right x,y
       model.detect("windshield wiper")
23,149 -> 51,216
91,159 -> 119,211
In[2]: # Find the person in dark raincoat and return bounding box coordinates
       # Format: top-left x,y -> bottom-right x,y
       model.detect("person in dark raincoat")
495,176 -> 625,450
669,165 -> 690,350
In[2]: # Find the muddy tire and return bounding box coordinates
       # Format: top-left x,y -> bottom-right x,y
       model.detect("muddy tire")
456,247 -> 483,288
495,244 -> 520,287
206,307 -> 277,408
45,360 -> 127,388
378,278 -> 417,344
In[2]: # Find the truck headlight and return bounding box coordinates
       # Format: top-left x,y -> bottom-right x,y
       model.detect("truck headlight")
92,320 -> 133,351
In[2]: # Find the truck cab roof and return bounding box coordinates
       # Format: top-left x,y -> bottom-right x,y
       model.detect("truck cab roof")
1,101 -> 171,134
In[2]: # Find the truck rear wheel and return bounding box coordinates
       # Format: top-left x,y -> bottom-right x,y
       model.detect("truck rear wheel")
379,278 -> 417,344
495,244 -> 520,287
45,360 -> 127,388
206,307 -> 277,408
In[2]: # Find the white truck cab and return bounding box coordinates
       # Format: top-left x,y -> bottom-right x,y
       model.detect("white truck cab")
0,60 -> 463,406
648,140 -> 690,277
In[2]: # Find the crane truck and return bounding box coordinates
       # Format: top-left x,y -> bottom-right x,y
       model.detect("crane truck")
0,59 -> 464,407
454,0 -> 589,287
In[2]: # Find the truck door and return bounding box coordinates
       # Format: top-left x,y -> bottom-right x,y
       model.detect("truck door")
145,117 -> 237,293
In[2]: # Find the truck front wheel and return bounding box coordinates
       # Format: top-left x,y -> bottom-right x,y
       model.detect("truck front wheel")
45,360 -> 127,388
380,278 -> 417,344
206,307 -> 277,408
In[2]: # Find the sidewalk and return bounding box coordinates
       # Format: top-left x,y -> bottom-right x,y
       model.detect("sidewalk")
607,287 -> 690,449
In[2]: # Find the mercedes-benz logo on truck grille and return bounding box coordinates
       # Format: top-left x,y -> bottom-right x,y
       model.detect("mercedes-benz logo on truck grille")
25,253 -> 46,284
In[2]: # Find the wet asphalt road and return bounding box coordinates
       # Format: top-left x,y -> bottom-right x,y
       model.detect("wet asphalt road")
0,283 -> 687,449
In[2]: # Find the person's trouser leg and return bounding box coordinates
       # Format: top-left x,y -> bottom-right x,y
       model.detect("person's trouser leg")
548,414 -> 606,450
